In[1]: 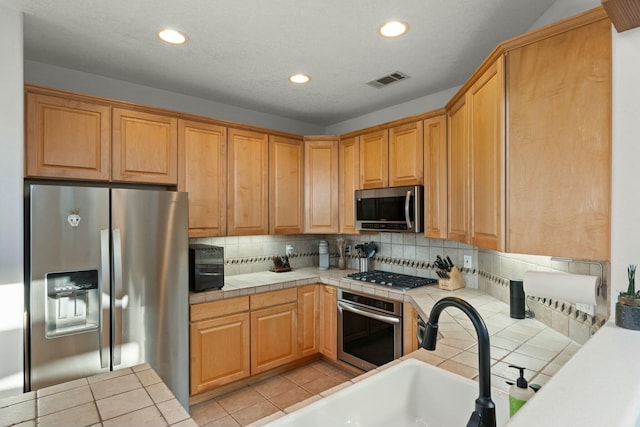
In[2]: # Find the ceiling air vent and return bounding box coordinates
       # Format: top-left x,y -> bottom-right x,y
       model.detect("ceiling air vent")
366,71 -> 410,88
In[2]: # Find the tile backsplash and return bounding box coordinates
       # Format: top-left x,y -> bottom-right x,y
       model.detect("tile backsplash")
190,233 -> 609,343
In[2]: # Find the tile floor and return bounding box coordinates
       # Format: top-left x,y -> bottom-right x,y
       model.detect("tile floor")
189,360 -> 358,427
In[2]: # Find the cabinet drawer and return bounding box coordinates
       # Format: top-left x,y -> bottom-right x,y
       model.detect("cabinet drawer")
250,288 -> 297,310
190,296 -> 249,322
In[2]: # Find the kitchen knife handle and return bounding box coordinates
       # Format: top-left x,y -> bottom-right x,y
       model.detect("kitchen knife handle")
112,229 -> 123,366
405,190 -> 413,229
99,229 -> 110,369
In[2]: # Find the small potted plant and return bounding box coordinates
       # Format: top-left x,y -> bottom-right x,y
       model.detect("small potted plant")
616,264 -> 640,330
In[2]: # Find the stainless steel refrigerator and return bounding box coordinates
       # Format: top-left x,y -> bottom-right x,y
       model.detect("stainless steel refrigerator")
25,183 -> 189,408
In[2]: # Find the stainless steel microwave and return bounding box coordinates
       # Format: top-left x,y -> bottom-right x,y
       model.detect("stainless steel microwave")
355,185 -> 423,233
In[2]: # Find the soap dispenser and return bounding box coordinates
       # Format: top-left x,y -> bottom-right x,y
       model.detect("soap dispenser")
508,365 -> 535,417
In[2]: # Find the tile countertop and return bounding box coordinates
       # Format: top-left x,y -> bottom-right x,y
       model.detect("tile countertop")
506,321 -> 640,427
0,364 -> 197,427
191,267 -> 582,396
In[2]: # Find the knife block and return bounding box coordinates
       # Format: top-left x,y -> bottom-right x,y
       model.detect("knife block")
438,266 -> 466,291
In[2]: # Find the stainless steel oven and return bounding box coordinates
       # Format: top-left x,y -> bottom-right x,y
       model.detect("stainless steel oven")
337,289 -> 402,371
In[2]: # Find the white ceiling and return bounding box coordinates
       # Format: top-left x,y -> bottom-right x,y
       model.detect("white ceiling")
1,0 -> 559,127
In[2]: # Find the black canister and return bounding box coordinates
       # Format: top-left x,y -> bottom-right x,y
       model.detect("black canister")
510,279 -> 525,319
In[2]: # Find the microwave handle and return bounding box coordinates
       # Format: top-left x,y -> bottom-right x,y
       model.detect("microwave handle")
405,190 -> 413,229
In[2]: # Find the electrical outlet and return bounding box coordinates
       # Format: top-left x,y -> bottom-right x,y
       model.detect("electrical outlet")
285,244 -> 294,256
345,245 -> 351,256
463,255 -> 472,269
576,303 -> 594,316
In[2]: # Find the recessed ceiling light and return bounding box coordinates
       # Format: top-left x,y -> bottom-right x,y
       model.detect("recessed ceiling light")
289,74 -> 311,84
158,29 -> 187,45
379,21 -> 409,38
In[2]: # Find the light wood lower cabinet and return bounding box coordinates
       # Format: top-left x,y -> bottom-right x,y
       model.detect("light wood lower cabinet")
249,289 -> 298,375
402,304 -> 420,355
298,285 -> 319,358
189,297 -> 250,395
319,285 -> 337,360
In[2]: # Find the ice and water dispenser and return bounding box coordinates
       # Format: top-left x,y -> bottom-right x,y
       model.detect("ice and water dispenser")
45,270 -> 100,337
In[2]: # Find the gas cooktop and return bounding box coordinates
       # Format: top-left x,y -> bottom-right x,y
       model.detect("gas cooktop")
346,270 -> 437,289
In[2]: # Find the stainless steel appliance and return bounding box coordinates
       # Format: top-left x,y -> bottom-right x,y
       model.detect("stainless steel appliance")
24,183 -> 189,408
337,289 -> 403,371
355,185 -> 424,233
346,270 -> 438,290
189,244 -> 224,292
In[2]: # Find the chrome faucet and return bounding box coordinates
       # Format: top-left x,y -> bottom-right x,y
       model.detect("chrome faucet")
421,297 -> 496,427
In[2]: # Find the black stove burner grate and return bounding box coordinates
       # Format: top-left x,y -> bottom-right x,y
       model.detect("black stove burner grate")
346,270 -> 437,289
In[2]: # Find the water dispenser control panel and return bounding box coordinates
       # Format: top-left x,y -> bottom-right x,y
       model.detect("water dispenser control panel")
45,269 -> 100,337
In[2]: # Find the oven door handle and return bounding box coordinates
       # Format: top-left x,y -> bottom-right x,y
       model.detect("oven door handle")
338,301 -> 401,324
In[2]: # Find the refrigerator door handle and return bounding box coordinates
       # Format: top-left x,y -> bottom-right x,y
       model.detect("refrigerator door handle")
112,228 -> 123,366
100,229 -> 111,369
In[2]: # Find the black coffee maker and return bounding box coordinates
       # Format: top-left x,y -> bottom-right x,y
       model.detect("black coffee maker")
510,279 -> 526,319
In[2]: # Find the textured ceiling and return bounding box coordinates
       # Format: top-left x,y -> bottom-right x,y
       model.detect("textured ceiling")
1,0 -> 558,126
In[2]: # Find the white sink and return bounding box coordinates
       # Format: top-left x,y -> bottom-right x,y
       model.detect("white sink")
265,358 -> 510,427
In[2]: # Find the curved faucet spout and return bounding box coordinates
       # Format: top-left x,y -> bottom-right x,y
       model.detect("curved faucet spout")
421,296 -> 496,427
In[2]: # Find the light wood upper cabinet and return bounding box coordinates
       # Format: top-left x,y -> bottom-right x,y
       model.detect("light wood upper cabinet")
178,120 -> 227,237
304,137 -> 339,233
112,108 -> 178,184
297,285 -> 319,358
25,92 -> 111,181
318,285 -> 337,360
359,130 -> 389,189
339,136 -> 360,234
469,56 -> 505,251
227,128 -> 269,236
506,17 -> 611,260
189,297 -> 250,395
389,121 -> 424,187
447,96 -> 470,244
423,114 -> 448,239
269,135 -> 304,234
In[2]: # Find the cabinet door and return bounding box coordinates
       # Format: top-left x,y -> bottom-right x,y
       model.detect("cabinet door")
359,130 -> 389,189
389,121 -> 424,186
339,136 -> 360,234
178,120 -> 227,237
25,92 -> 111,181
319,285 -> 337,360
507,18 -> 611,260
469,56 -> 505,251
402,304 -> 419,355
304,137 -> 339,233
227,128 -> 269,235
112,108 -> 178,184
423,114 -> 448,239
269,135 -> 304,234
447,96 -> 470,243
298,285 -> 319,358
251,302 -> 298,374
190,312 -> 250,395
